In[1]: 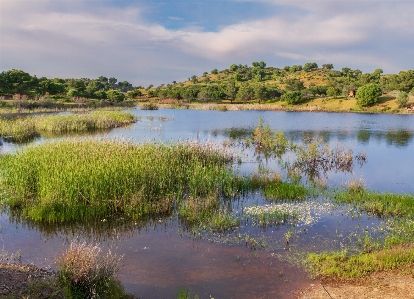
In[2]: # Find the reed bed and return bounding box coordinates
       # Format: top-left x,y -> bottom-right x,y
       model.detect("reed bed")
0,138 -> 240,223
0,117 -> 37,142
0,111 -> 136,142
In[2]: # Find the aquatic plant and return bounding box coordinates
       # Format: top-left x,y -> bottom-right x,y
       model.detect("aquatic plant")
0,111 -> 136,142
335,190 -> 414,218
1,138 -> 239,223
56,241 -> 128,299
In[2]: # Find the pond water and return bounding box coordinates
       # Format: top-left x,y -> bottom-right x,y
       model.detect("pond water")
1,109 -> 413,298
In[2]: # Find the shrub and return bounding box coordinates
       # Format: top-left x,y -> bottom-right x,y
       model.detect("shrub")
356,83 -> 382,107
56,241 -> 126,299
396,91 -> 409,108
281,91 -> 302,105
140,103 -> 159,110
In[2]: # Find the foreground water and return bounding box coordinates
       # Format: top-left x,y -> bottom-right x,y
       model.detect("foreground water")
1,109 -> 413,298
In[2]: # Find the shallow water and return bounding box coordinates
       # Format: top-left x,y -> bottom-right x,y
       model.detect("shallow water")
1,109 -> 413,298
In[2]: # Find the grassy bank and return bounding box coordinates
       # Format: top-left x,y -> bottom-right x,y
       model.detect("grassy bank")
305,189 -> 414,279
0,111 -> 136,142
0,139 -> 241,223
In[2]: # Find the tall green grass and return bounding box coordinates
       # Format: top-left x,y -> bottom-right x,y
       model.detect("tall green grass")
335,190 -> 414,217
1,139 -> 240,223
0,111 -> 136,142
307,245 -> 414,278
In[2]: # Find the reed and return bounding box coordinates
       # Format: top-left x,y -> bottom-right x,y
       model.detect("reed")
0,111 -> 136,142
1,138 -> 238,223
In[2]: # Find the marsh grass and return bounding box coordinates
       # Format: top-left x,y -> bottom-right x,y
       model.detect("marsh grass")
334,190 -> 414,217
0,111 -> 136,142
178,195 -> 239,231
306,245 -> 414,278
56,241 -> 129,299
1,138 -> 239,223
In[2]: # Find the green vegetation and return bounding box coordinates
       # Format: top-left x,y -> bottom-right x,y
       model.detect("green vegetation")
140,103 -> 159,110
307,245 -> 414,278
356,83 -> 382,107
0,139 -> 240,223
176,289 -> 200,299
0,111 -> 136,142
1,65 -> 413,113
335,190 -> 414,218
396,91 -> 409,108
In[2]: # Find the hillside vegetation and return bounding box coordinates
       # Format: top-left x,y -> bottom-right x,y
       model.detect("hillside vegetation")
1,62 -> 414,112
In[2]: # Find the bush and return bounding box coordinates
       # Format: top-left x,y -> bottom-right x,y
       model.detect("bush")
281,91 -> 302,105
106,90 -> 125,102
356,83 -> 382,107
396,91 -> 409,108
56,241 -> 126,299
140,103 -> 159,110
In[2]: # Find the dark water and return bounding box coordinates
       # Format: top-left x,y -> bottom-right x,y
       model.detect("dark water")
1,109 -> 413,298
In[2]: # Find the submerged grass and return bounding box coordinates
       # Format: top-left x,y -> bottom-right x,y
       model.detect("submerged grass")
0,111 -> 136,142
0,138 -> 240,223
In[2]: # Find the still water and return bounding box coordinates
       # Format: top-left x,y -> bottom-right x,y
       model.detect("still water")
1,109 -> 413,298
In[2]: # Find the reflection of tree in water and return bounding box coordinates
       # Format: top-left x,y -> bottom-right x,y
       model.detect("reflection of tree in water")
385,130 -> 413,147
5,210 -> 170,243
357,129 -> 371,144
356,129 -> 413,147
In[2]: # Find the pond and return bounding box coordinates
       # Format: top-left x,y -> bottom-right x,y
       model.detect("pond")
1,109 -> 413,298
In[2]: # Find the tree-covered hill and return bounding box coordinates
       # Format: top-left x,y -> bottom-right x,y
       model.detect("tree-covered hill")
1,62 -> 414,110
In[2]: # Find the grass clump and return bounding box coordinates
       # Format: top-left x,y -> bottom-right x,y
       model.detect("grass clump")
140,103 -> 159,110
34,111 -> 136,133
56,241 -> 130,299
335,190 -> 414,218
178,195 -> 239,231
307,245 -> 414,278
1,138 -> 238,223
0,117 -> 37,142
0,111 -> 136,142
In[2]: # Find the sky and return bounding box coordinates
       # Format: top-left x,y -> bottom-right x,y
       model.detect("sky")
1,0 -> 413,86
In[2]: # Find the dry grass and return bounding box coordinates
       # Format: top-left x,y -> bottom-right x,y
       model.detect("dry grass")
56,241 -> 125,299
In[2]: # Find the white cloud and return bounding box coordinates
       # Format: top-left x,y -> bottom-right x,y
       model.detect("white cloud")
1,0 -> 413,85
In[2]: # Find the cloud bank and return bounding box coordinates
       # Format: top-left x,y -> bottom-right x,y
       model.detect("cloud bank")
1,0 -> 413,85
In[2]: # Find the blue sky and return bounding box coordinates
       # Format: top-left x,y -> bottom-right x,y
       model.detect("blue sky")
1,0 -> 413,86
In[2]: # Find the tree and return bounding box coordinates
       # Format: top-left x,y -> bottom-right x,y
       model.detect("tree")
322,63 -> 334,70
236,84 -> 255,102
191,75 -> 198,84
396,91 -> 409,108
67,88 -> 80,98
356,83 -> 382,107
303,62 -> 318,72
108,77 -> 117,85
289,65 -> 302,72
326,87 -> 340,98
211,69 -> 218,74
93,90 -> 107,100
225,81 -> 238,103
285,78 -> 305,92
106,89 -> 125,102
281,91 -> 302,105
229,64 -> 238,72
127,89 -> 142,99
254,84 -> 268,103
